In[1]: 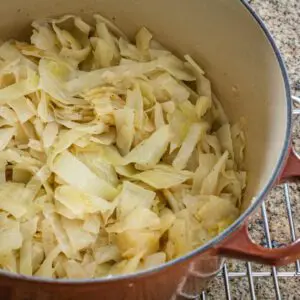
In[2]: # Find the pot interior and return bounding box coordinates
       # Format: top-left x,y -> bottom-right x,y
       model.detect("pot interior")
0,0 -> 289,245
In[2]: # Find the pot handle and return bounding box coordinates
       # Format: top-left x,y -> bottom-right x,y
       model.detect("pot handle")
215,224 -> 300,266
215,147 -> 300,266
278,147 -> 300,183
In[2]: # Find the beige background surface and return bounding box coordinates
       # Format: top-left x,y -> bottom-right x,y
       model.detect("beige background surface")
204,0 -> 300,299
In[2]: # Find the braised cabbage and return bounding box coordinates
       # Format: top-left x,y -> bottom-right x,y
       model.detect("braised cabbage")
0,14 -> 246,278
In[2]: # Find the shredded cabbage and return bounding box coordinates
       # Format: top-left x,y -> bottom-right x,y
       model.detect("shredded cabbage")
52,150 -> 118,200
0,14 -> 246,279
134,165 -> 192,189
172,122 -> 208,170
113,108 -> 135,155
55,185 -> 115,218
116,181 -> 156,219
124,125 -> 170,169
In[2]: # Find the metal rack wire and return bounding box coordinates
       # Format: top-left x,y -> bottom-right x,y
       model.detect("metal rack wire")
199,95 -> 300,300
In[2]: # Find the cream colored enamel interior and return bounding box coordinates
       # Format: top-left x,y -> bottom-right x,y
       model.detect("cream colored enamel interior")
0,0 -> 288,210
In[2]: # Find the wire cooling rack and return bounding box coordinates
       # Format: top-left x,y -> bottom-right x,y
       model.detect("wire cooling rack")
199,95 -> 300,300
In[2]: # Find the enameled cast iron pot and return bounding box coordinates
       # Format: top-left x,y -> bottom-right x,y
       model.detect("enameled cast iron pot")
0,0 -> 299,299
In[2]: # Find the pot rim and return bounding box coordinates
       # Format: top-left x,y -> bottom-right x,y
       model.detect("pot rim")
1,0 -> 292,285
